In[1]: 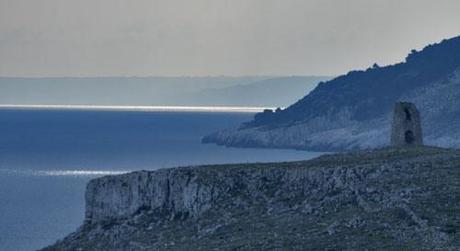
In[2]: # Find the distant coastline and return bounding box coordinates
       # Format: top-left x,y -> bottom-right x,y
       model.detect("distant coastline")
0,104 -> 275,113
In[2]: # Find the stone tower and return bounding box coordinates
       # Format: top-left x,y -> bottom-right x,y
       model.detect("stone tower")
390,102 -> 423,146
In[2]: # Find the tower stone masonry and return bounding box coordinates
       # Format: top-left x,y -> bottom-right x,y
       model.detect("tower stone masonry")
390,102 -> 423,147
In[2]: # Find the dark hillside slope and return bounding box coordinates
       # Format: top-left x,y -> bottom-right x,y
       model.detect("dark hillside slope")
204,36 -> 460,150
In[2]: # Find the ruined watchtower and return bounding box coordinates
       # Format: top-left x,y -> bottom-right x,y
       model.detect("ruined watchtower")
390,102 -> 423,147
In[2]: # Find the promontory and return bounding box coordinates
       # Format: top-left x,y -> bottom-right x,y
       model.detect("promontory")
43,146 -> 460,250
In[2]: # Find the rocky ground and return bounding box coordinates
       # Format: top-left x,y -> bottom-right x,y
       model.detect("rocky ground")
43,146 -> 460,250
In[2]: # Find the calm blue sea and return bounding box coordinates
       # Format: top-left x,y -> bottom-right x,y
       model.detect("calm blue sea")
0,109 -> 323,251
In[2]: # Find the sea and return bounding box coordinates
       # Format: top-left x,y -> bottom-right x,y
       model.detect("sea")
0,108 -> 323,251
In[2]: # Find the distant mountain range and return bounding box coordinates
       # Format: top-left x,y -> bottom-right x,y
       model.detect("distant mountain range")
204,35 -> 460,151
0,76 -> 331,108
194,76 -> 330,106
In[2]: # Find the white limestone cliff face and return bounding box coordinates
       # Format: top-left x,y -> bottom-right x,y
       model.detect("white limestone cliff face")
84,156 -> 378,225
203,67 -> 460,151
44,147 -> 460,251
85,169 -> 215,224
203,109 -> 390,151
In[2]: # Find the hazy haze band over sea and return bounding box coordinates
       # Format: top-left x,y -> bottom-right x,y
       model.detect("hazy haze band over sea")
0,168 -> 130,177
0,104 -> 277,113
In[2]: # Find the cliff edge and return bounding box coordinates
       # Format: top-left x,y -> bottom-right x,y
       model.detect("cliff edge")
44,146 -> 460,250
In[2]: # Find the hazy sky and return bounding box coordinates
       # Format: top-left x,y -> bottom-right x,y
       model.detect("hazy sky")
1,0 -> 460,77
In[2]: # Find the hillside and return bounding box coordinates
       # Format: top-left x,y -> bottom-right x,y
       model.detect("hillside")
43,146 -> 460,250
203,35 -> 460,151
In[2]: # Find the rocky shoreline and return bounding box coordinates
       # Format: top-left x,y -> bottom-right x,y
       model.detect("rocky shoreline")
43,146 -> 460,250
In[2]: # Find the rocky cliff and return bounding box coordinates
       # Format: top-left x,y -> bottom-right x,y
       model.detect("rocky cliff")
44,146 -> 460,250
203,35 -> 460,151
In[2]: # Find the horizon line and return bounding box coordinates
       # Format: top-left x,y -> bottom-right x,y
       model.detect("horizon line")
0,74 -> 334,79
0,104 -> 278,113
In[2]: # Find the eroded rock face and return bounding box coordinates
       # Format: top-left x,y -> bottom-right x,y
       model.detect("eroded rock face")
45,147 -> 460,251
84,169 -> 217,225
84,161 -> 361,225
390,102 -> 423,146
